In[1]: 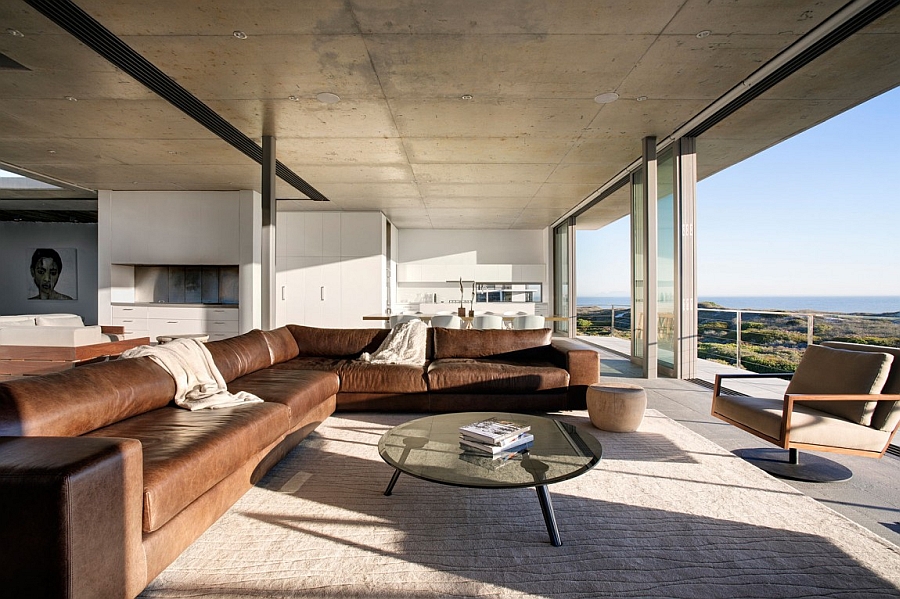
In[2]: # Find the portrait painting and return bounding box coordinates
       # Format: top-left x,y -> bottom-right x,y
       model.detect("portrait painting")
27,247 -> 78,300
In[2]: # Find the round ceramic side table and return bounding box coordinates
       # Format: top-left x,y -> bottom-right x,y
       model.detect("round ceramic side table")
586,383 -> 647,432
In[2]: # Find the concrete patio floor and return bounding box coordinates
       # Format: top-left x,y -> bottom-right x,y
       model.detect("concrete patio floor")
577,335 -> 900,548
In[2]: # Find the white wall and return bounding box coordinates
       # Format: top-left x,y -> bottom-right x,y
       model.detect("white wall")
399,230 -> 546,264
396,229 -> 549,305
0,222 -> 99,324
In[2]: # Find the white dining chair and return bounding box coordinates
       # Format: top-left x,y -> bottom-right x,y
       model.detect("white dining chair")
512,314 -> 545,329
430,314 -> 462,329
472,314 -> 503,330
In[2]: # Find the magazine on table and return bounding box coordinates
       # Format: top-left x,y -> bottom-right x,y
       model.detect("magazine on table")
459,433 -> 534,456
459,445 -> 529,469
458,417 -> 531,445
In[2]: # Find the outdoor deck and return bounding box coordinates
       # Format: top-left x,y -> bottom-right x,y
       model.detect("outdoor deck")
577,334 -> 900,548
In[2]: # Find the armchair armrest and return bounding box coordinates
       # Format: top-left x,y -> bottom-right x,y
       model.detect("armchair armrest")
101,325 -> 126,335
0,436 -> 146,599
713,372 -> 793,396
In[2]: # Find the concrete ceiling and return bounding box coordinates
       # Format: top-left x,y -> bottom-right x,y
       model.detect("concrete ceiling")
0,0 -> 898,228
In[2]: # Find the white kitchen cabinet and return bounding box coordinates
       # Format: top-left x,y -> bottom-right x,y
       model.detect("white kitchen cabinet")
276,211 -> 385,328
112,304 -> 240,340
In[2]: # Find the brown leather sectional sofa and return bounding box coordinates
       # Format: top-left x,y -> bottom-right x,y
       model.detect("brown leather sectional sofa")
0,324 -> 598,599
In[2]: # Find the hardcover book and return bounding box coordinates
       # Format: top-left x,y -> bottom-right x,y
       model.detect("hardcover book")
458,417 -> 531,445
459,433 -> 535,456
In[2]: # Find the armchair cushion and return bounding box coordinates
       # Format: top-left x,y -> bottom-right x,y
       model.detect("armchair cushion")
787,344 -> 892,426
0,316 -> 35,327
822,341 -> 900,432
35,314 -> 84,327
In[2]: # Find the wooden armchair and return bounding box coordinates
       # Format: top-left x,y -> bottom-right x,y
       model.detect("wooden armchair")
711,342 -> 900,482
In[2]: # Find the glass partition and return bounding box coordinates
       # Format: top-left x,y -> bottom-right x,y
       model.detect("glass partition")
553,222 -> 570,334
631,169 -> 644,359
657,148 -> 675,370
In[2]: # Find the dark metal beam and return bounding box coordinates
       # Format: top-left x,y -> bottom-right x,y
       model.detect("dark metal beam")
24,0 -> 329,201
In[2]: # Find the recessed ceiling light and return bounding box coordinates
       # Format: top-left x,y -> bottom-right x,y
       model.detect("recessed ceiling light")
316,92 -> 341,104
287,95 -> 299,101
696,30 -> 711,38
167,150 -> 177,155
48,150 -> 56,154
232,30 -> 248,40
636,95 -> 648,102
593,92 -> 619,104
64,95 -> 78,102
461,94 -> 474,100
6,28 -> 24,37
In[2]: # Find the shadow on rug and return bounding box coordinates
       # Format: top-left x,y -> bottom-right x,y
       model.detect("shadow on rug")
141,410 -> 900,598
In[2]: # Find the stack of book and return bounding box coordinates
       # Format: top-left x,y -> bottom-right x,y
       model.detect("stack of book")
459,417 -> 534,458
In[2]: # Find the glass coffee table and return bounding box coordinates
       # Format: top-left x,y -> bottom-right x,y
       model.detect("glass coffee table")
377,411 -> 603,546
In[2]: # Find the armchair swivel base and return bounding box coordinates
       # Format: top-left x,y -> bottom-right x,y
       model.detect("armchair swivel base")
733,447 -> 853,483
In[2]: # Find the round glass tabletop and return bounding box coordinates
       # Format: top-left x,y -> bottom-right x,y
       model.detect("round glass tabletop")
377,411 -> 603,490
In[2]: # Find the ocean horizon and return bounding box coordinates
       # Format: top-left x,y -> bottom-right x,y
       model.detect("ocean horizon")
577,295 -> 900,315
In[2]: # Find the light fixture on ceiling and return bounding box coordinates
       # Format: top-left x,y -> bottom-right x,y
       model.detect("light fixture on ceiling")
64,95 -> 78,101
48,150 -> 56,154
167,150 -> 177,155
696,30 -> 711,38
232,30 -> 247,39
461,94 -> 473,100
593,92 -> 619,104
636,95 -> 648,102
6,28 -> 24,37
316,92 -> 341,104
287,95 -> 300,101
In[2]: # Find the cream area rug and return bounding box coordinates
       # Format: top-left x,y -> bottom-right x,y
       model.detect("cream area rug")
141,410 -> 900,598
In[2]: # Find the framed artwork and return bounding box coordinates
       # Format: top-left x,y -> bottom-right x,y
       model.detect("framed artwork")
27,247 -> 78,300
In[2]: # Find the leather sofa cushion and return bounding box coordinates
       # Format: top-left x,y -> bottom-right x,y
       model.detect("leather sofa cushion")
427,359 -> 569,393
206,330 -> 272,383
271,356 -> 348,373
228,369 -> 339,428
432,328 -> 552,359
262,327 -> 300,364
288,325 -> 389,358
337,361 -> 429,393
0,357 -> 176,437
86,402 -> 289,533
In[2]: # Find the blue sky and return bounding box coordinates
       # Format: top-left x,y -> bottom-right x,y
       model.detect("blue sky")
577,85 -> 900,298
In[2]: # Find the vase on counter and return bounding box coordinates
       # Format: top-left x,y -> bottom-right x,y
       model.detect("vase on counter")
468,309 -> 474,317
457,306 -> 466,317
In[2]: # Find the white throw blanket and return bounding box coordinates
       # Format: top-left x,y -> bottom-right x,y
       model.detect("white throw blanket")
121,338 -> 263,410
359,319 -> 427,365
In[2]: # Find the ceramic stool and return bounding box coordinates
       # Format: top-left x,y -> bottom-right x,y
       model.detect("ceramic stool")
586,383 -> 647,432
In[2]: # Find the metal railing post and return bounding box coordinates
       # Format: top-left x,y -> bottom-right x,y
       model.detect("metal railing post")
735,310 -> 742,369
610,305 -> 616,336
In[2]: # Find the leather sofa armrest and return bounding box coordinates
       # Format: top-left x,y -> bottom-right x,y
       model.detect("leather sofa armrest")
0,436 -> 146,599
550,339 -> 600,409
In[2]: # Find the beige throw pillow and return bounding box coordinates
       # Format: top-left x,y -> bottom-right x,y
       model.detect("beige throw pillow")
788,344 -> 893,426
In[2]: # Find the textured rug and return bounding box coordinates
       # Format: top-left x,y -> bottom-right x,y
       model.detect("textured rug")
141,410 -> 900,598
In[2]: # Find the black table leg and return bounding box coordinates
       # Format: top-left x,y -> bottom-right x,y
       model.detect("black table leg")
535,484 -> 561,546
384,468 -> 402,496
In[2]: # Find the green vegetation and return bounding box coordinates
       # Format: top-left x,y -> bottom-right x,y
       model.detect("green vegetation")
578,301 -> 900,374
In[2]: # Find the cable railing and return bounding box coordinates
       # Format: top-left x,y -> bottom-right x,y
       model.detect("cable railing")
576,305 -> 632,339
698,307 -> 900,373
577,304 -> 900,373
